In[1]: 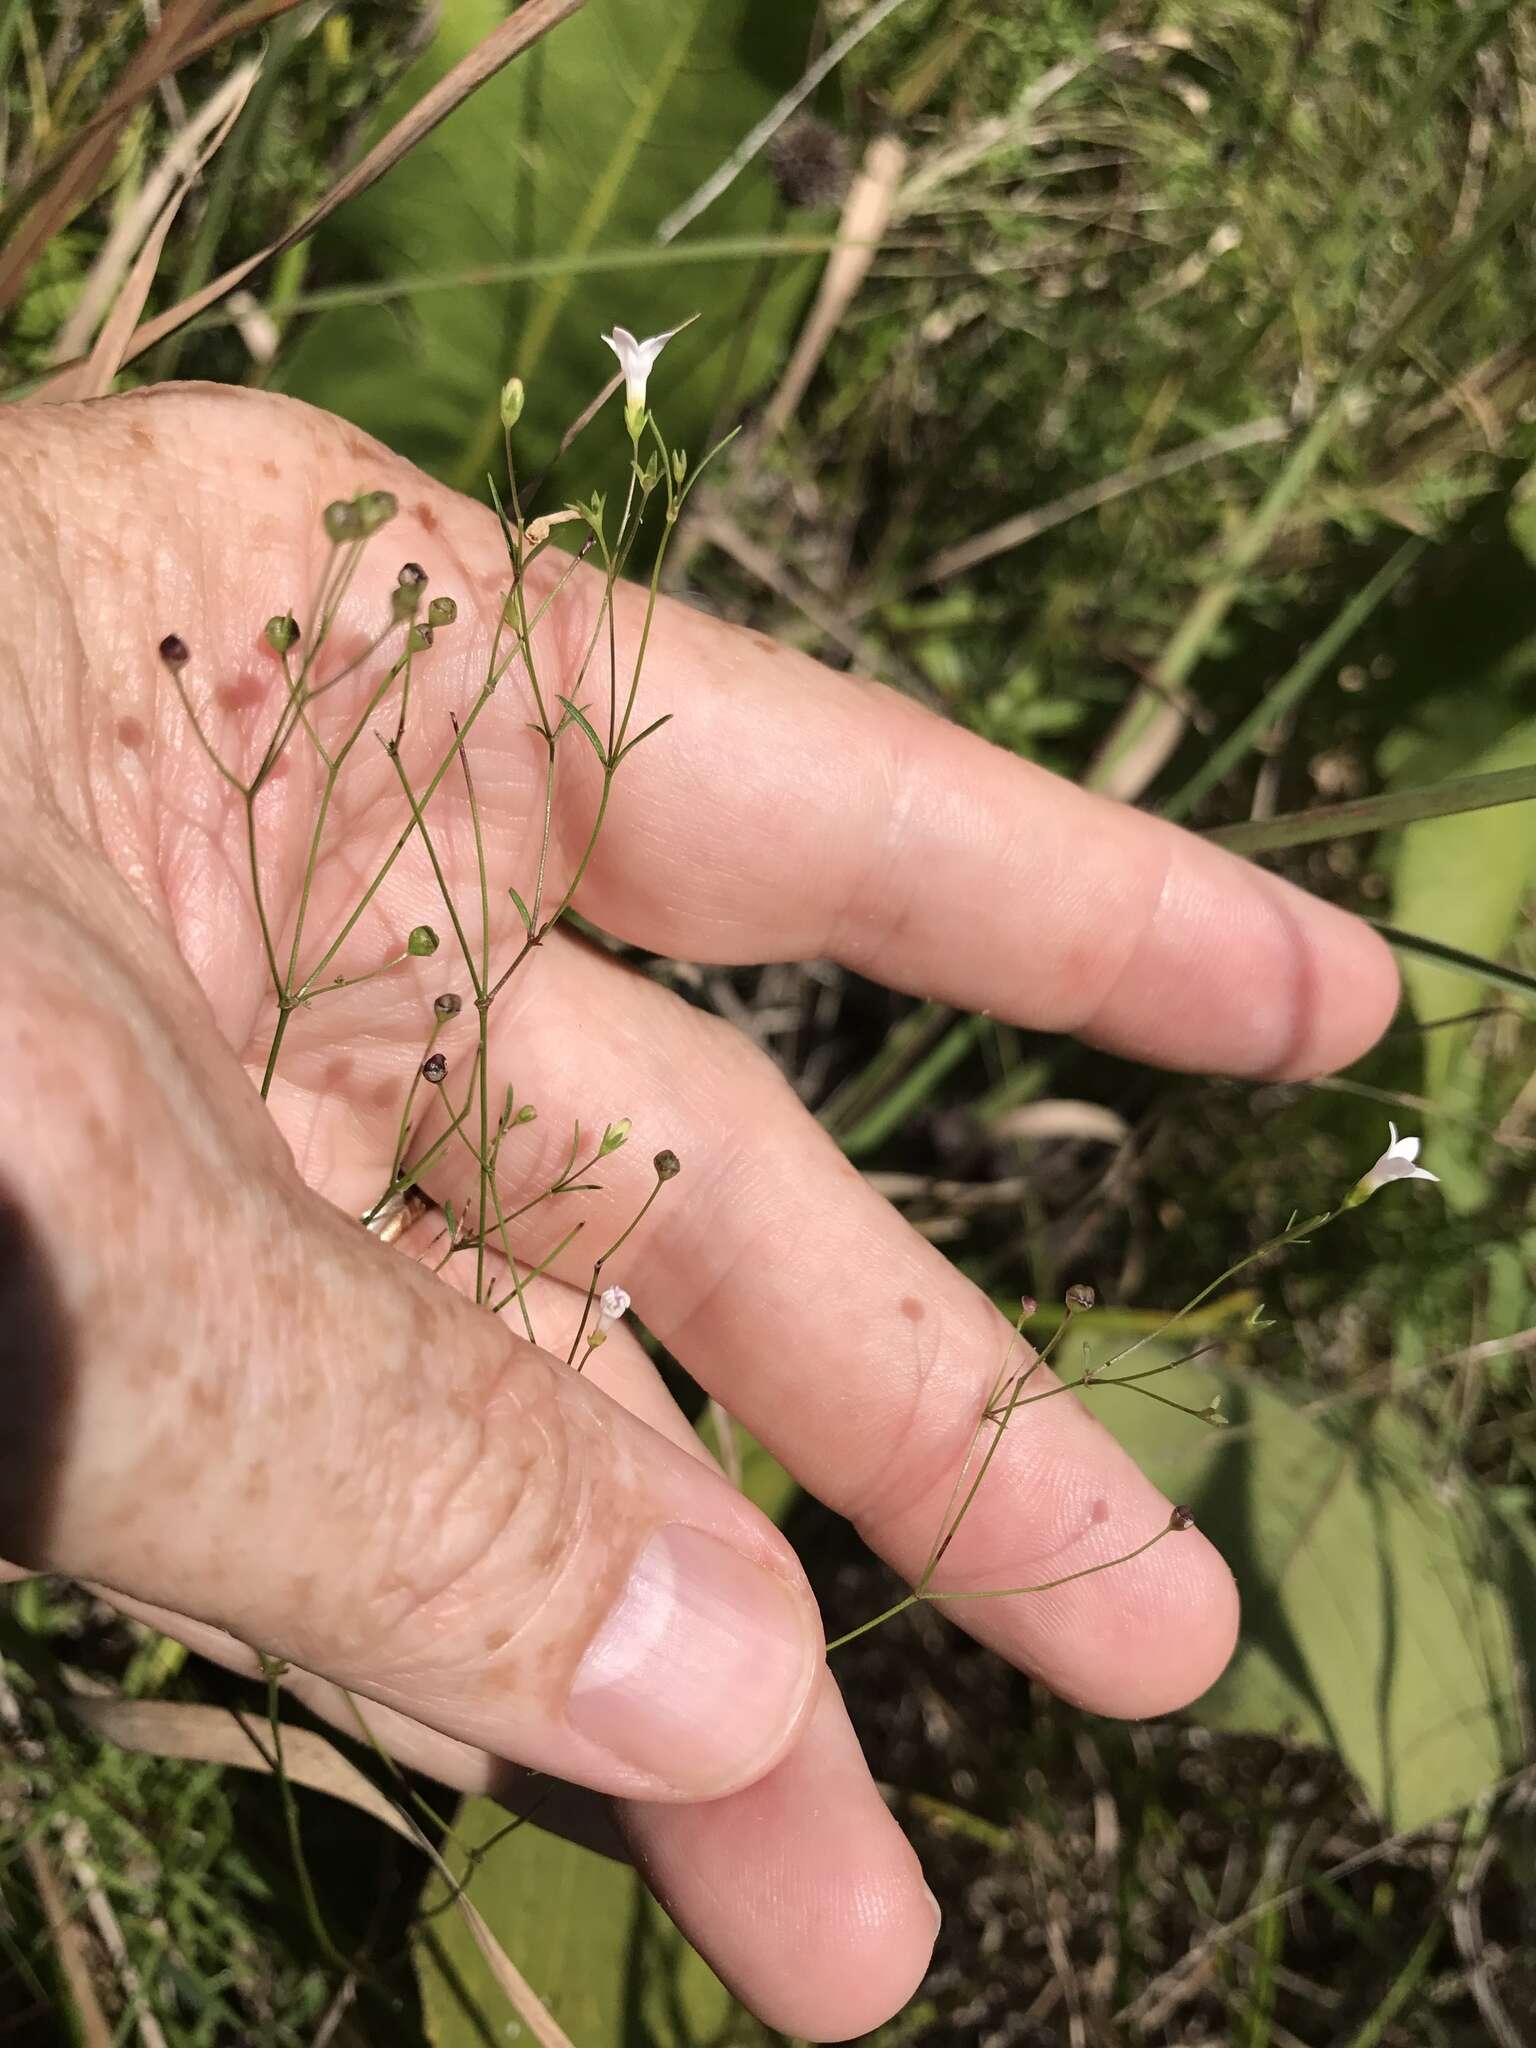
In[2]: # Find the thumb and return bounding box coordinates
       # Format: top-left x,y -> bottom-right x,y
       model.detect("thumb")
0,860 -> 821,1802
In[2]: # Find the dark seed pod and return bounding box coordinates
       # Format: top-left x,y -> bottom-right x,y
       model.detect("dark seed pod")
158,633 -> 190,668
421,1053 -> 448,1085
1169,1504 -> 1196,1532
434,992 -> 463,1018
766,116 -> 850,209
1064,1283 -> 1096,1313
653,1149 -> 681,1182
398,561 -> 428,586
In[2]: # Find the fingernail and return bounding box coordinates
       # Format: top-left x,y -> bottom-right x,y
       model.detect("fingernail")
923,1883 -> 944,1941
568,1524 -> 817,1795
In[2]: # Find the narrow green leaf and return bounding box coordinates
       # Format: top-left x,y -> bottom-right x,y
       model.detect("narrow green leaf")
1163,540 -> 1425,824
1373,922 -> 1536,1006
556,695 -> 606,764
614,711 -> 674,763
1204,762 -> 1536,856
507,883 -> 533,932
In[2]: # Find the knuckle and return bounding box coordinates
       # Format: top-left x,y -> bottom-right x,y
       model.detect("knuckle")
347,1339 -> 627,1688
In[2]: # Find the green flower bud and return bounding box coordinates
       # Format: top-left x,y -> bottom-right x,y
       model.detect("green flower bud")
600,1118 -> 631,1156
323,499 -> 361,543
515,1104 -> 538,1124
500,376 -> 525,429
392,581 -> 422,621
264,612 -> 300,654
407,925 -> 440,957
356,489 -> 397,535
407,623 -> 435,654
427,595 -> 458,628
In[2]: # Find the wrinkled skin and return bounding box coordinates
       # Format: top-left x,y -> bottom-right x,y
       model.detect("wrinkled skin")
0,387 -> 1398,2040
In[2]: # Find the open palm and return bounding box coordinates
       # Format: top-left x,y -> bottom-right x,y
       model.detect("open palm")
0,385 -> 1397,2038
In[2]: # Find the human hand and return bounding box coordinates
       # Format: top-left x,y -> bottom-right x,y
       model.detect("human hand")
0,386 -> 1397,2039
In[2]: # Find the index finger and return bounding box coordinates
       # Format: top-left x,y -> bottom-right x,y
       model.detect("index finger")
560,578 -> 1398,1079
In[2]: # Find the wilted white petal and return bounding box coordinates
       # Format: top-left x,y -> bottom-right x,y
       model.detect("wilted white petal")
598,1284 -> 631,1326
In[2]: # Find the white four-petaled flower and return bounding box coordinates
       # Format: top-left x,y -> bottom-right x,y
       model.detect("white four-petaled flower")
601,325 -> 680,429
1356,1122 -> 1440,1200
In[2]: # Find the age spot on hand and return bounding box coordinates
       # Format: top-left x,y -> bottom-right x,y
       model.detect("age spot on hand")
0,1179 -> 77,1568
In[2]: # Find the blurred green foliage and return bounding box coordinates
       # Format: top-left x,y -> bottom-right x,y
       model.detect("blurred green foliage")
276,0 -> 823,504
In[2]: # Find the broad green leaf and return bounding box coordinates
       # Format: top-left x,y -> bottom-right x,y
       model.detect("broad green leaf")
1392,713 -> 1536,1070
278,0 -> 820,503
416,1796 -> 767,2046
1086,1344 -> 1533,1828
1391,714 -> 1536,1206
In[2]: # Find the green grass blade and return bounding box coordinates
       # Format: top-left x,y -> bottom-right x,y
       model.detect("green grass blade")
1204,763 -> 1536,855
1371,923 -> 1536,1006
1162,540 -> 1426,824
840,1014 -> 983,1160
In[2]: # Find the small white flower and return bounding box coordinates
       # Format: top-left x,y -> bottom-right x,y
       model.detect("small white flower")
597,1284 -> 631,1328
1353,1122 -> 1440,1202
601,325 -> 680,429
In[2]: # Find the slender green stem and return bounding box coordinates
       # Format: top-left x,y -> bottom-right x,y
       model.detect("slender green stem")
924,1524 -> 1175,1604
567,1172 -> 669,1368
387,1014 -> 450,1187
382,747 -> 482,999
259,1668 -> 348,1973
922,1311 -> 1078,1585
488,1221 -> 585,1319
259,1009 -> 291,1102
244,790 -> 286,1009
825,1595 -> 922,1653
